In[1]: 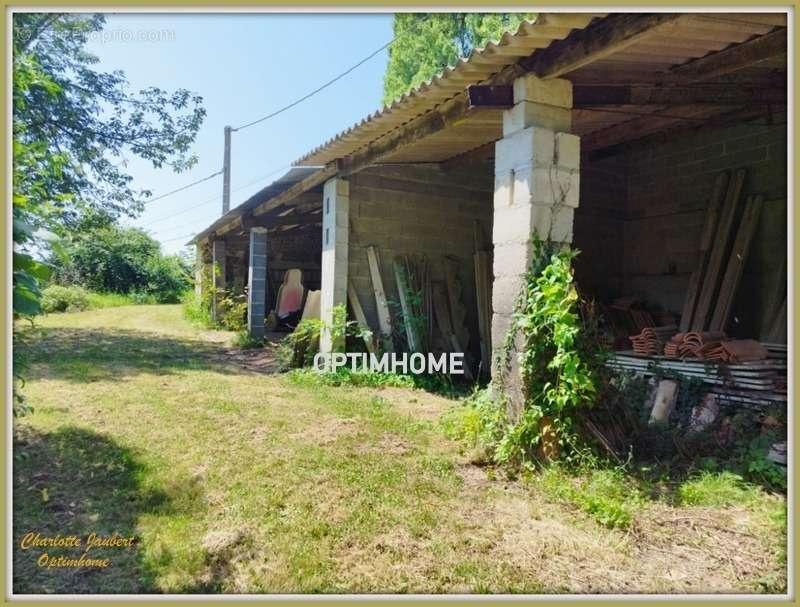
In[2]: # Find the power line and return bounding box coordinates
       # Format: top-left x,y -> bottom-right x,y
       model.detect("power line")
143,169 -> 223,204
233,39 -> 392,132
141,163 -> 292,228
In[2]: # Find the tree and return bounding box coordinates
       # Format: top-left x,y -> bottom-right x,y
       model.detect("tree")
52,225 -> 191,302
12,13 -> 205,316
382,13 -> 537,106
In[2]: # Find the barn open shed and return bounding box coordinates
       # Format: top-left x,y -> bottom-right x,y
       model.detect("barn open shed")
191,11 -> 787,423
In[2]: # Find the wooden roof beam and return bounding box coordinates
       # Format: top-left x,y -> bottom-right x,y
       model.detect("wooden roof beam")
664,28 -> 787,83
337,94 -> 490,176
574,83 -> 786,106
251,165 -> 335,217
521,13 -> 687,79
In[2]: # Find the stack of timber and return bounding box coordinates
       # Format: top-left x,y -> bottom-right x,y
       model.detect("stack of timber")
629,325 -> 677,356
392,255 -> 430,353
679,169 -> 768,334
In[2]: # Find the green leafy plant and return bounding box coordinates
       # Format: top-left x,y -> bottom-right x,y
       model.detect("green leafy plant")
278,318 -> 325,369
41,285 -> 89,313
231,330 -> 264,350
493,239 -> 597,464
218,291 -> 248,332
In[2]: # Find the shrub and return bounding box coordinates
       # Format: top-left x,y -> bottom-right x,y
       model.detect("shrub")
143,255 -> 192,303
53,225 -> 192,302
41,285 -> 89,313
181,289 -> 212,327
218,292 -> 248,332
231,330 -> 263,349
277,318 -> 324,369
85,291 -> 134,308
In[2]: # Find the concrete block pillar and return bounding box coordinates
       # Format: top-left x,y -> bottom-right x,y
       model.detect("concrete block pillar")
194,245 -> 207,298
491,73 -> 580,420
320,177 -> 349,353
247,227 -> 268,339
211,238 -> 227,323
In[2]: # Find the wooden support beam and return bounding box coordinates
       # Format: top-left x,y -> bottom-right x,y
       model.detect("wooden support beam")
252,165 -> 335,217
666,28 -> 787,83
338,94 -> 489,176
522,13 -> 686,79
574,84 -> 786,106
466,85 -> 514,109
241,212 -> 321,230
582,104 -> 725,151
441,141 -> 496,170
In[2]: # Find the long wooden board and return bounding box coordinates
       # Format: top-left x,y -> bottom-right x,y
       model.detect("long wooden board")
365,246 -> 393,347
474,251 -> 491,374
709,195 -> 764,332
691,168 -> 746,330
393,258 -> 421,352
679,171 -> 730,331
347,282 -> 375,354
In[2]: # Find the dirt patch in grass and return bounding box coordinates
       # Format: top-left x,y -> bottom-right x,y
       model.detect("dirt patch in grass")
372,387 -> 454,422
289,416 -> 360,446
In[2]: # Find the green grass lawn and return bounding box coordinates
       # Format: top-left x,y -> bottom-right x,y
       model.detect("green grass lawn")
13,305 -> 787,594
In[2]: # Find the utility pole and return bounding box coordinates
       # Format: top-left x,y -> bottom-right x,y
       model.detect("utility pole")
222,125 -> 232,215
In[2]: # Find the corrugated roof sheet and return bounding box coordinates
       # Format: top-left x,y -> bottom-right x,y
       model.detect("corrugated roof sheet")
294,13 -> 603,166
188,166 -> 320,244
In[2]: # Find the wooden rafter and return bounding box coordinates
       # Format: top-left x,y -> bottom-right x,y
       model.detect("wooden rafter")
574,83 -> 785,106
521,13 -> 686,79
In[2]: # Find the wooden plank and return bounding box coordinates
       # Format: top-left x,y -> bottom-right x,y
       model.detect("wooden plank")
574,84 -> 786,106
691,168 -> 746,331
365,246 -> 393,345
393,258 -> 421,352
666,28 -> 787,84
522,13 -> 686,79
348,282 -> 375,354
252,165 -> 336,217
443,258 -> 470,351
679,171 -> 730,331
466,85 -> 514,109
432,282 -> 454,337
709,195 -> 764,332
474,251 -> 492,375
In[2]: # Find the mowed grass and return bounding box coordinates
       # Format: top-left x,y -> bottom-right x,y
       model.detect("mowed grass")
13,306 -> 787,594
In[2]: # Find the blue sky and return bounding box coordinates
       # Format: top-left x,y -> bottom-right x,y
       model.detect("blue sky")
86,13 -> 394,254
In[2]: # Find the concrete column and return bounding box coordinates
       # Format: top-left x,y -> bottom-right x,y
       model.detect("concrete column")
194,245 -> 205,298
491,73 -> 580,420
320,177 -> 349,353
211,239 -> 227,323
247,228 -> 268,339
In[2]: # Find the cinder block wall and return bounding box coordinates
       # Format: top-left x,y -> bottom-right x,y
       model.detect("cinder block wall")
348,164 -> 493,357
624,118 -> 787,338
573,153 -> 627,299
575,116 -> 786,340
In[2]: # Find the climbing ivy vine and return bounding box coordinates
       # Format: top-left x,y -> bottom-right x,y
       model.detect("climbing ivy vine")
494,239 -> 597,463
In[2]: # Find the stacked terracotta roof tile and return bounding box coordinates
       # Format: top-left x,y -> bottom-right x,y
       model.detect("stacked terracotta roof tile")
698,339 -> 768,362
629,325 -> 677,355
661,332 -> 769,362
